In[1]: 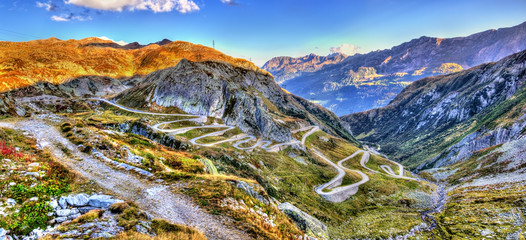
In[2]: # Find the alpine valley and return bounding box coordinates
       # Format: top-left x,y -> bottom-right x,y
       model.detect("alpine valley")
0,18 -> 525,240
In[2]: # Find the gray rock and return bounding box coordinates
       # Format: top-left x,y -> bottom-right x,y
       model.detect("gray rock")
236,180 -> 270,205
0,228 -> 6,237
54,217 -> 68,223
55,208 -> 79,217
58,196 -> 68,208
78,206 -> 97,214
68,213 -> 81,220
88,195 -> 121,208
66,194 -> 89,207
278,202 -> 328,240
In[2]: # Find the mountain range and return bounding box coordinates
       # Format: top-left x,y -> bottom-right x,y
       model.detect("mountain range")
1,23 -> 526,239
0,37 -> 264,92
263,21 -> 526,115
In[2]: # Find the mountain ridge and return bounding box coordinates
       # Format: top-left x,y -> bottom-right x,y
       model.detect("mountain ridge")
263,21 -> 526,115
0,37 -> 267,93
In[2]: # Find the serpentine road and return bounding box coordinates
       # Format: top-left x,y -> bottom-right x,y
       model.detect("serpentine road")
92,98 -> 309,152
92,98 -> 416,202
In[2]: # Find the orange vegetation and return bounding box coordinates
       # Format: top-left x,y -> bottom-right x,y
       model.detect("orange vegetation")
0,37 -> 267,92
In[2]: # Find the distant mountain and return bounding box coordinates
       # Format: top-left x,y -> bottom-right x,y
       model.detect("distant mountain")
116,59 -> 356,143
342,49 -> 526,170
263,21 -> 526,116
0,37 -> 264,92
85,38 -> 173,50
262,53 -> 347,84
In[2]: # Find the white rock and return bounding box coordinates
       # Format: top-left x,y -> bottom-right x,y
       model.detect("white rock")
88,195 -> 121,208
6,199 -> 16,206
65,194 -> 89,207
49,200 -> 59,209
29,197 -> 38,201
55,208 -> 79,217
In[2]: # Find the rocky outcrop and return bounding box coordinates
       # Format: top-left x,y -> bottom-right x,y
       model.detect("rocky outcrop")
116,59 -> 356,143
419,113 -> 526,170
264,21 -> 526,115
278,202 -> 328,240
343,49 -> 526,169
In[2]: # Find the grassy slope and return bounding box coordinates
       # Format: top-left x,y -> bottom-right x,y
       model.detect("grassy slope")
54,99 -> 434,239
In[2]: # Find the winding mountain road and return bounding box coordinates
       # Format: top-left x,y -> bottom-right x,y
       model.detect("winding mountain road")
91,98 -> 312,152
92,98 -> 417,203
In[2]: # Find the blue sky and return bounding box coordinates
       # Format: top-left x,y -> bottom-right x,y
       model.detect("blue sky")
1,0 -> 525,65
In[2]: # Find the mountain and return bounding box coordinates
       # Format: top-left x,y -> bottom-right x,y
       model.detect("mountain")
0,40 -> 434,239
85,38 -> 173,50
262,53 -> 347,84
342,49 -> 526,170
115,59 -> 356,143
263,21 -> 526,115
0,37 -> 263,92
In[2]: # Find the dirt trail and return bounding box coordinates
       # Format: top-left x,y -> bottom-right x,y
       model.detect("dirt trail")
0,119 -> 252,240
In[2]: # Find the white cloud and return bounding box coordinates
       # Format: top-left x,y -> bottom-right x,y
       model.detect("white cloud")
36,1 -> 56,11
98,36 -> 129,46
51,14 -> 92,22
330,43 -> 361,56
51,15 -> 69,21
65,0 -> 199,13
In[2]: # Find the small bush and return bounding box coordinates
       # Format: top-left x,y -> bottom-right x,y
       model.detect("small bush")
71,209 -> 105,224
109,202 -> 131,214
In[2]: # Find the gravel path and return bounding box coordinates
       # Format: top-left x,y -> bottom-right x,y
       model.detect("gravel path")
0,120 -> 252,240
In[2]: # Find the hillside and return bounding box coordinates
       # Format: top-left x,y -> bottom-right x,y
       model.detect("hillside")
342,49 -> 526,170
0,53 -> 436,239
263,21 -> 526,115
115,59 -> 356,143
0,37 -> 265,92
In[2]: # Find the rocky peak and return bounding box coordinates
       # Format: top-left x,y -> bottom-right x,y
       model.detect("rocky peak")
117,59 -> 355,143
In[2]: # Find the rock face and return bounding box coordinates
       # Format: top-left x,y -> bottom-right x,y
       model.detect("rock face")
116,59 -> 356,143
0,76 -> 129,115
278,202 -> 328,240
263,21 -> 526,115
263,53 -> 347,84
342,49 -> 526,169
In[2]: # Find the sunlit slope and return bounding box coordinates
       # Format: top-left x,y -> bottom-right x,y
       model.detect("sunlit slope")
0,37 -> 267,92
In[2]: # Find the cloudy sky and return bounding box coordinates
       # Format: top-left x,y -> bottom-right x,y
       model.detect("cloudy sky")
1,0 -> 525,65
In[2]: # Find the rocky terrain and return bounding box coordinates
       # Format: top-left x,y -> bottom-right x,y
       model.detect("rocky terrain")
342,48 -> 526,239
0,58 -> 436,239
263,21 -> 526,115
342,49 -> 526,170
115,59 -> 356,143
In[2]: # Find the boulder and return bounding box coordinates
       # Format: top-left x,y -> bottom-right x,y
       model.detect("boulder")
236,180 -> 270,205
58,196 -> 68,208
56,208 -> 79,217
88,195 -> 122,208
278,202 -> 328,240
66,194 -> 89,207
